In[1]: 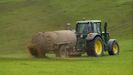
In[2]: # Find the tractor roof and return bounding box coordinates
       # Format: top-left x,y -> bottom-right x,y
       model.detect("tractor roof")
76,20 -> 101,23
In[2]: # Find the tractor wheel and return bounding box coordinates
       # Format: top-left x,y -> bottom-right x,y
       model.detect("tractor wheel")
56,45 -> 69,58
86,37 -> 104,56
108,39 -> 119,55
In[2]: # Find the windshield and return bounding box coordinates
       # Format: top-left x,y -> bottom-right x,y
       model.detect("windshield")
76,23 -> 92,34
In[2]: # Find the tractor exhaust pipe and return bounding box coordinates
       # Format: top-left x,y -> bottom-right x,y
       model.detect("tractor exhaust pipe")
103,22 -> 110,45
104,22 -> 107,33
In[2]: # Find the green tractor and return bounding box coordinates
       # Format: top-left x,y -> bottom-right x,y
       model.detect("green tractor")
75,20 -> 120,56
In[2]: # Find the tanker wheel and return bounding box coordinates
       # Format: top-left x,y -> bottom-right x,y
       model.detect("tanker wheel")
86,37 -> 104,56
29,48 -> 46,58
56,45 -> 69,58
28,48 -> 39,57
108,39 -> 120,55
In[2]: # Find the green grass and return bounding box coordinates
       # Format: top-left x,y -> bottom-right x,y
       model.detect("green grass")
0,0 -> 132,75
0,40 -> 132,75
0,0 -> 132,53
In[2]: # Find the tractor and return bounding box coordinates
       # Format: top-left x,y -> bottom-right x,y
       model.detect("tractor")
75,20 -> 120,56
28,20 -> 120,57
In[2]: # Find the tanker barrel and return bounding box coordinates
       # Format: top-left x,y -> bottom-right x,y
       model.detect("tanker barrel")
28,30 -> 77,58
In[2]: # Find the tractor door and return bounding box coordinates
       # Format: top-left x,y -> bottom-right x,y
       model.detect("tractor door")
75,23 -> 93,51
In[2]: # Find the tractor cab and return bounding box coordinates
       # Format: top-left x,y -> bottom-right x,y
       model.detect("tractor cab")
75,20 -> 103,51
76,20 -> 102,34
75,20 -> 113,53
75,20 -> 119,57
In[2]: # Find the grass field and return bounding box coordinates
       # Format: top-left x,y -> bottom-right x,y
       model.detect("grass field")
0,40 -> 132,75
0,0 -> 132,75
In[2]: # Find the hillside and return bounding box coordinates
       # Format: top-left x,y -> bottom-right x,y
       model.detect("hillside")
0,0 -> 132,75
0,0 -> 132,54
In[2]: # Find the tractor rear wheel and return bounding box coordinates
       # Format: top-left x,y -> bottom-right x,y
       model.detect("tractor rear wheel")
86,37 -> 104,56
108,39 -> 119,55
56,45 -> 69,58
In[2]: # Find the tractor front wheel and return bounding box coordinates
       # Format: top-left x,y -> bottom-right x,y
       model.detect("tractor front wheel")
108,39 -> 120,55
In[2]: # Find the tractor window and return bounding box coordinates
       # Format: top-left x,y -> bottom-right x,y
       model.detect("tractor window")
93,22 -> 101,33
78,24 -> 86,33
88,23 -> 92,32
97,23 -> 101,33
76,23 -> 92,34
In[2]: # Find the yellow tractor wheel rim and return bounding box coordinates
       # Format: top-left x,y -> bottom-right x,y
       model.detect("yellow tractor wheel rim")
113,43 -> 118,54
95,40 -> 102,55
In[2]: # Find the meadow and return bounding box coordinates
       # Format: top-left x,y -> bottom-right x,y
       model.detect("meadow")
0,0 -> 132,75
